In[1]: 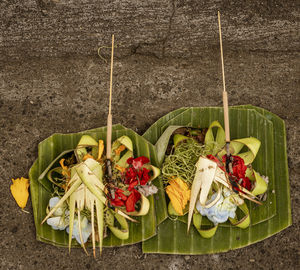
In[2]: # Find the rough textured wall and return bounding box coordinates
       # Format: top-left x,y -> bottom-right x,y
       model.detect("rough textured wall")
1,0 -> 299,60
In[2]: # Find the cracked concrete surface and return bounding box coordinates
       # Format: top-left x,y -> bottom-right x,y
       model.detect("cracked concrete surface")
1,0 -> 299,60
0,1 -> 299,269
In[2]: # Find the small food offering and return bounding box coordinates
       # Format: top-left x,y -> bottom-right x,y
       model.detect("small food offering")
40,134 -> 160,256
162,121 -> 268,238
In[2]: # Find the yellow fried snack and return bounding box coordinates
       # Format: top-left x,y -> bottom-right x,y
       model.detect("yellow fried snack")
10,177 -> 30,209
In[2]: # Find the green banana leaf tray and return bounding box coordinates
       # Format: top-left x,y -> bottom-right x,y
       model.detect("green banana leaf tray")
29,124 -> 168,247
142,105 -> 291,254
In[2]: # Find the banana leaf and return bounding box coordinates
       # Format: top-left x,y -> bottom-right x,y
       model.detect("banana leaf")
143,108 -> 187,145
29,125 -> 168,247
142,106 -> 291,254
148,107 -> 276,224
163,108 -> 275,224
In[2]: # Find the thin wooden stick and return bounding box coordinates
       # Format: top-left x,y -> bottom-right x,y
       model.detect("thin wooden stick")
218,11 -> 226,94
106,34 -> 114,160
218,11 -> 230,144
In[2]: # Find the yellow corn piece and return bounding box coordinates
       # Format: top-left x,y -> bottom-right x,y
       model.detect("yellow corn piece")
10,177 -> 30,209
97,140 -> 104,160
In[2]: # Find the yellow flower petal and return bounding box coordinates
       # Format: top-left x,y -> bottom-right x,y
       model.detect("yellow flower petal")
97,140 -> 104,160
59,159 -> 71,177
115,144 -> 126,156
83,154 -> 94,161
115,164 -> 126,173
10,177 -> 30,209
166,178 -> 191,216
166,187 -> 184,215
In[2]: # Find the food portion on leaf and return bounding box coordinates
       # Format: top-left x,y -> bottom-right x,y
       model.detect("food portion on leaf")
40,134 -> 160,256
161,122 -> 269,238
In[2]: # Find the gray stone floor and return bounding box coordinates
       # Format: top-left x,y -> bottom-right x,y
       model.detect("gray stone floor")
0,1 -> 299,269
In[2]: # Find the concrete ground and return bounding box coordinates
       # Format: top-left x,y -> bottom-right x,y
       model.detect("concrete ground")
0,1 -> 299,269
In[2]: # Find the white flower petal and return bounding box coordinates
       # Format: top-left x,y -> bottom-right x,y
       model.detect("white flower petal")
47,216 -> 68,230
196,191 -> 239,225
67,216 -> 92,245
48,197 -> 66,216
49,197 -> 60,208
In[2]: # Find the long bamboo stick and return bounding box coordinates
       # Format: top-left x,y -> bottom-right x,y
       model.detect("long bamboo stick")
106,34 -> 115,199
106,34 -> 114,160
218,11 -> 230,147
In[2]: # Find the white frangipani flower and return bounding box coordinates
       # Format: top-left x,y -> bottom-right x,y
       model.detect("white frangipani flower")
196,189 -> 239,225
46,197 -> 69,230
66,216 -> 92,244
47,216 -> 69,230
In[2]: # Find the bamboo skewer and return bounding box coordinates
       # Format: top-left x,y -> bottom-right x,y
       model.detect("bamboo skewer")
217,15 -> 261,201
218,11 -> 241,194
106,34 -> 114,161
218,11 -> 230,150
106,34 -> 115,198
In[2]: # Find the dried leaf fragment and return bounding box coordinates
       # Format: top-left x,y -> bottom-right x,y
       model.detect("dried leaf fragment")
10,177 -> 30,209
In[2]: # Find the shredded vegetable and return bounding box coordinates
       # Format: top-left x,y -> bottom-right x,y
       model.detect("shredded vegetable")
162,139 -> 210,185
